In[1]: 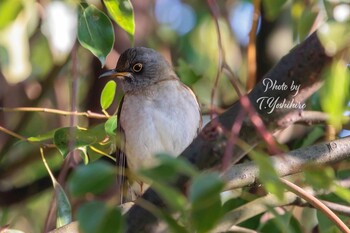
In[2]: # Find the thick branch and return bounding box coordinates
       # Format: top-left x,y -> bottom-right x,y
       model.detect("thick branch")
124,31 -> 334,232
223,136 -> 350,189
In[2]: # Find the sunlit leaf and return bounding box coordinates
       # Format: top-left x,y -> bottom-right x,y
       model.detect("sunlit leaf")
333,184 -> 350,203
0,0 -> 22,30
103,0 -> 135,44
28,129 -> 56,142
77,3 -> 114,66
68,161 -> 116,197
100,80 -> 117,110
189,173 -> 224,233
78,147 -> 89,165
321,60 -> 350,130
77,201 -> 124,233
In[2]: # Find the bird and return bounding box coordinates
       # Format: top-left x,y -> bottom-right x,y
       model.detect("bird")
99,47 -> 202,202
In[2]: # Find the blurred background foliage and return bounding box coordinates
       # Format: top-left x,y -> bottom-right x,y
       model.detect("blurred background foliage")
0,0 -> 350,232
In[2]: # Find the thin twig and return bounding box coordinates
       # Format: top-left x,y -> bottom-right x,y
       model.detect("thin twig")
222,109 -> 245,170
280,178 -> 350,233
207,0 -> 225,121
0,107 -> 107,119
246,0 -> 261,90
239,96 -> 281,156
0,126 -> 28,141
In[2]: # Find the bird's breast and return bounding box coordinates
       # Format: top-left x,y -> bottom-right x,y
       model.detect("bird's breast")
120,81 -> 200,171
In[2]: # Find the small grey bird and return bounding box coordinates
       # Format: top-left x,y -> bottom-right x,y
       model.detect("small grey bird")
100,47 -> 201,200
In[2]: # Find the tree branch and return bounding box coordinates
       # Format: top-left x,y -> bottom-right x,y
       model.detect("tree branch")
124,31 -> 334,232
223,136 -> 350,189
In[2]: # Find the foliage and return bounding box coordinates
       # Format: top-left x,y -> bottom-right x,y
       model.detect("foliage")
0,0 -> 350,233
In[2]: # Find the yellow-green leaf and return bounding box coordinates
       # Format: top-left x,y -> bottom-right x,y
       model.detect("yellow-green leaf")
321,60 -> 350,130
100,80 -> 117,110
103,0 -> 135,44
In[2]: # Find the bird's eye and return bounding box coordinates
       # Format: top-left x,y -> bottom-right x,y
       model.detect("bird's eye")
132,63 -> 143,72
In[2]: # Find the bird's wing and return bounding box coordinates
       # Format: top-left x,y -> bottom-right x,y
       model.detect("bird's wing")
116,96 -> 128,204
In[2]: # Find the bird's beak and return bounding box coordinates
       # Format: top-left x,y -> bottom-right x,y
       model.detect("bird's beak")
98,69 -> 133,80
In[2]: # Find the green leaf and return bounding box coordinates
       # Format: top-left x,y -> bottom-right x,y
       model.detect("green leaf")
321,60 -> 350,130
138,153 -> 198,183
260,210 -> 302,233
176,59 -> 202,86
250,151 -> 284,200
103,0 -> 135,44
333,184 -> 350,203
78,147 -> 90,165
55,181 -> 72,228
262,0 -> 287,20
317,209 -> 344,233
77,3 -> 114,66
153,182 -> 188,213
189,173 -> 224,233
28,129 -> 56,142
68,161 -> 116,197
299,126 -> 324,148
0,0 -> 23,30
77,201 -> 124,233
304,166 -> 334,190
40,148 -> 72,228
53,127 -> 103,158
298,9 -> 318,41
104,116 -> 118,136
100,80 -> 117,110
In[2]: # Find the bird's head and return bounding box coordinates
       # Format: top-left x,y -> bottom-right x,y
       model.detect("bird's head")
99,47 -> 177,93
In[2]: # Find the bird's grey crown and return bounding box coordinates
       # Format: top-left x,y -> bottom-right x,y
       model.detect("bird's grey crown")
116,47 -> 178,93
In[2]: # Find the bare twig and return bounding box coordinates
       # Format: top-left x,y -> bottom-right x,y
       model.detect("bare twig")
222,109 -> 245,170
0,107 -> 107,119
246,0 -> 261,90
206,0 -> 244,121
0,126 -> 28,141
